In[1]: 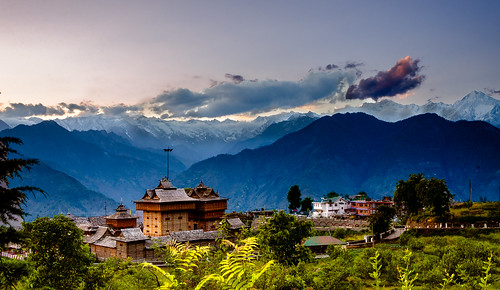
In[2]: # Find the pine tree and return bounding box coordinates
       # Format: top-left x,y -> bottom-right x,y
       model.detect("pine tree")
0,136 -> 43,225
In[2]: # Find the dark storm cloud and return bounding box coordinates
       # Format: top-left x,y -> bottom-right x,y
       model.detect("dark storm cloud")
325,64 -> 339,70
150,70 -> 356,118
224,73 -> 245,84
484,88 -> 500,96
58,102 -> 99,114
344,62 -> 363,69
102,104 -> 143,115
346,56 -> 424,101
0,103 -> 65,118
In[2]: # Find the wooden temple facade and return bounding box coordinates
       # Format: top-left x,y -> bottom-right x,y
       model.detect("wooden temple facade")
135,178 -> 228,237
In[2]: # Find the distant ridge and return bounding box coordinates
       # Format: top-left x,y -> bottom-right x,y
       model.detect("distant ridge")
10,162 -> 118,221
337,90 -> 500,127
176,113 -> 500,211
0,121 -> 184,209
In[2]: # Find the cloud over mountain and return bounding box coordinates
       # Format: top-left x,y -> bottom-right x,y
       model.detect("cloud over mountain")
148,70 -> 356,118
346,56 -> 424,101
3,57 -> 432,120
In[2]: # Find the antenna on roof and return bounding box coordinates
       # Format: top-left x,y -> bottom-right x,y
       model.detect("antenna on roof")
163,147 -> 173,180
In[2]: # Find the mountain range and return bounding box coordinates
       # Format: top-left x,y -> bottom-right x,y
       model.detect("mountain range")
10,162 -> 118,221
2,91 -> 498,169
1,90 -> 499,217
175,113 -> 500,211
337,90 -> 500,127
0,122 -> 183,213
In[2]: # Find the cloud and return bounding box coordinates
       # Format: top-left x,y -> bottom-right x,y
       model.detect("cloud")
346,56 -> 424,101
0,103 -> 65,118
224,73 -> 245,84
325,64 -> 339,70
484,88 -> 500,96
149,70 -> 356,118
58,102 -> 100,114
344,62 -> 363,69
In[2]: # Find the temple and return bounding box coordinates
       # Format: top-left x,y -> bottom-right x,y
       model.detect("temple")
134,178 -> 228,237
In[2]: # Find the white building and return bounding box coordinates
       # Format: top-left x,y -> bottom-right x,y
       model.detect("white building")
312,197 -> 350,217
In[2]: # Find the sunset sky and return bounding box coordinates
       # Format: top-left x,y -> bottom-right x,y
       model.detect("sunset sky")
1,1 -> 499,120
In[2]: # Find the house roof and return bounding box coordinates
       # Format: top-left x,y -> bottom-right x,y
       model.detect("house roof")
116,228 -> 147,242
303,236 -> 346,247
135,186 -> 198,204
319,196 -> 348,203
106,204 -> 138,220
93,236 -> 117,248
153,229 -> 219,244
85,226 -> 110,244
226,218 -> 247,230
187,179 -> 220,199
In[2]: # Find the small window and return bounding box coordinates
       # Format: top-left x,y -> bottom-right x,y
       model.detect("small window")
165,217 -> 170,221
178,216 -> 182,220
155,217 -> 158,220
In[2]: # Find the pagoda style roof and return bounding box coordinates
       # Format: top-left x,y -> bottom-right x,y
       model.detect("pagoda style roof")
186,179 -> 222,199
106,203 -> 138,220
135,178 -> 198,204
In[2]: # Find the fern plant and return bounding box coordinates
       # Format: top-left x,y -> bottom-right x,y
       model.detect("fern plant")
144,240 -> 210,289
369,250 -> 382,290
195,237 -> 274,290
439,269 -> 455,289
479,252 -> 493,290
397,249 -> 418,290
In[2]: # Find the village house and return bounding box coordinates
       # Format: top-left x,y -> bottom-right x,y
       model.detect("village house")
312,196 -> 350,217
349,196 -> 393,217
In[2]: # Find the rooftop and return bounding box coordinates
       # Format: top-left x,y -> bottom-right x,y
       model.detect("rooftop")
303,236 -> 346,247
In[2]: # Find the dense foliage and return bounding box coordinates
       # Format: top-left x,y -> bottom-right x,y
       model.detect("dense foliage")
286,185 -> 301,212
394,173 -> 454,221
0,136 -> 43,225
23,215 -> 95,289
257,210 -> 313,265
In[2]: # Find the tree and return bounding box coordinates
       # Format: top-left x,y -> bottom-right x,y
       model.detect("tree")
418,177 -> 453,218
326,191 -> 339,198
369,205 -> 396,238
287,185 -> 302,213
0,136 -> 43,226
394,173 -> 454,220
0,137 -> 43,288
300,196 -> 313,213
257,211 -> 313,265
23,214 -> 94,289
394,173 -> 425,216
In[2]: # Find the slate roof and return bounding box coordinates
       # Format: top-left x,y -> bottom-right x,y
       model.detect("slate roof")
226,218 -> 247,230
187,180 -> 220,199
106,204 -> 138,220
303,236 -> 346,247
135,179 -> 198,203
153,229 -> 219,244
116,228 -> 147,242
85,226 -> 110,244
93,236 -> 117,248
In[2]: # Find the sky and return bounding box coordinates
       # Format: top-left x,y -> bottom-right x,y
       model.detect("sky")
1,0 -> 500,121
